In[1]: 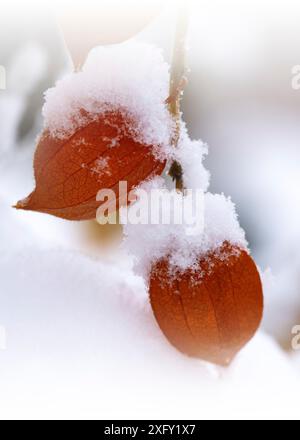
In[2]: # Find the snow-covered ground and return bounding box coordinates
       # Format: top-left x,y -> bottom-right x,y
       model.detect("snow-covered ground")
0,147 -> 299,420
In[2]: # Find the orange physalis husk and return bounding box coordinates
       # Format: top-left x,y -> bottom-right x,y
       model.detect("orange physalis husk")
149,243 -> 264,366
15,111 -> 166,221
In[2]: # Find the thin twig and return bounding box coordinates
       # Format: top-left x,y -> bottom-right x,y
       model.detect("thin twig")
168,1 -> 190,192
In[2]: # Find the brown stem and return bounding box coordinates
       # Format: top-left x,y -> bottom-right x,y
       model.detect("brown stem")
168,1 -> 190,192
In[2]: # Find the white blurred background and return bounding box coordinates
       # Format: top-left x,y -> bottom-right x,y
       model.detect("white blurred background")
0,0 -> 300,419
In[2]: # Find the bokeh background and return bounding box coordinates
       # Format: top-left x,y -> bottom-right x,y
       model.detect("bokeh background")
0,0 -> 299,419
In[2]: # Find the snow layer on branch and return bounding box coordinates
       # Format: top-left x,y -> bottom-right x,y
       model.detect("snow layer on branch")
175,124 -> 210,191
43,41 -> 174,158
122,178 -> 248,279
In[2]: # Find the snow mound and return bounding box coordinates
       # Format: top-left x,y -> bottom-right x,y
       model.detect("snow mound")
43,41 -> 174,159
122,178 -> 247,279
0,249 -> 299,419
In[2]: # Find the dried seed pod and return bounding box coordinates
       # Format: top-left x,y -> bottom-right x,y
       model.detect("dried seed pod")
16,111 -> 166,221
149,244 -> 264,366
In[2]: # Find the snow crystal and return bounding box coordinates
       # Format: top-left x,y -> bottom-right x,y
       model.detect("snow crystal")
122,178 -> 248,280
43,41 -> 174,159
90,158 -> 111,177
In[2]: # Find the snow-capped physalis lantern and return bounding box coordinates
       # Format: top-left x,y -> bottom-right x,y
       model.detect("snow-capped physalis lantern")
149,243 -> 264,366
15,42 -> 172,221
15,111 -> 166,221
